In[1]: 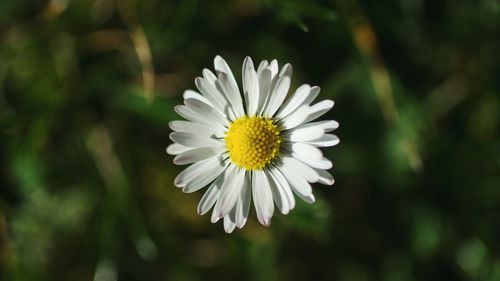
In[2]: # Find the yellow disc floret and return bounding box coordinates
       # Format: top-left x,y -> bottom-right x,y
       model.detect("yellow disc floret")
224,116 -> 281,170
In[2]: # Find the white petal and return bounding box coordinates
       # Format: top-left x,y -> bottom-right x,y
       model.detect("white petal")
174,156 -> 224,188
214,167 -> 245,218
183,90 -> 211,106
306,134 -> 340,147
296,120 -> 339,132
169,121 -> 224,138
195,77 -> 228,115
279,63 -> 293,78
236,173 -> 251,228
291,142 -> 323,160
278,86 -> 320,120
278,164 -> 315,204
282,156 -> 319,183
202,68 -> 217,85
302,86 -> 321,106
211,207 -> 221,223
175,105 -> 225,127
169,132 -> 223,148
223,212 -> 237,233
276,84 -> 311,119
263,76 -> 290,117
216,72 -> 245,118
269,167 -> 295,211
173,147 -> 225,165
252,170 -> 274,226
210,166 -> 236,224
242,57 -> 259,116
316,169 -> 335,185
197,174 -> 224,215
268,62 -> 291,98
267,171 -> 290,215
281,104 -> 311,129
166,143 -> 191,155
269,59 -> 278,78
257,68 -> 272,115
256,60 -> 268,76
182,159 -> 228,193
292,154 -> 333,170
303,99 -> 334,123
288,126 -> 324,142
214,56 -> 239,92
184,98 -> 229,126
214,56 -> 245,117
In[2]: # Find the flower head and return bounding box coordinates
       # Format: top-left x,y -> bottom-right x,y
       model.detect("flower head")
167,55 -> 339,233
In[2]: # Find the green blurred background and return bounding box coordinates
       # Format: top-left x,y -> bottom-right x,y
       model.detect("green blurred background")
1,0 -> 499,280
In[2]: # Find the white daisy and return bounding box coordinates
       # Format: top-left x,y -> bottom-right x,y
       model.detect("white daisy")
167,55 -> 339,233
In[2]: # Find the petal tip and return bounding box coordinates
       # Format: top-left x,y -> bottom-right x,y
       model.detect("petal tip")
174,178 -> 184,188
211,213 -> 221,223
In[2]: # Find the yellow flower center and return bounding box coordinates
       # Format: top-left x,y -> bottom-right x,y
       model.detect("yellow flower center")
224,116 -> 281,170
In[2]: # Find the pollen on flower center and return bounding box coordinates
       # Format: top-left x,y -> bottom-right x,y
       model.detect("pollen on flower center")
224,116 -> 281,170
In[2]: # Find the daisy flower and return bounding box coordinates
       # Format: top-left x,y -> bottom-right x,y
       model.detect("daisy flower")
167,56 -> 339,233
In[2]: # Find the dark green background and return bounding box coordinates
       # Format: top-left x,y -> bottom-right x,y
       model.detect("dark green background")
1,0 -> 499,280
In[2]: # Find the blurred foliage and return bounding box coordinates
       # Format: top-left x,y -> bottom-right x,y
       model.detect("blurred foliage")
1,0 -> 500,280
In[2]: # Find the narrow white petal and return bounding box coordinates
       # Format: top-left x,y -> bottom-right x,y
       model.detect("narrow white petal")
214,56 -> 239,93
279,63 -> 293,78
257,68 -> 272,115
223,207 -> 237,233
263,62 -> 293,117
292,154 -> 333,170
276,84 -> 311,119
267,171 -> 290,215
288,126 -> 324,142
236,173 -> 251,228
166,143 -> 191,155
315,169 -> 335,185
215,167 -> 245,218
202,68 -> 217,85
175,105 -> 224,127
302,86 -> 321,106
269,59 -> 278,78
291,142 -> 323,160
216,72 -> 245,118
211,165 -> 237,223
242,57 -> 260,116
269,167 -> 295,211
256,60 -> 269,76
303,99 -> 334,123
214,56 -> 244,117
184,98 -> 229,126
169,132 -> 223,148
197,174 -> 224,215
195,77 -> 228,114
173,147 -> 225,165
169,120 -> 224,138
263,76 -> 290,117
183,90 -> 211,106
211,207 -> 221,223
279,86 -> 320,120
295,120 -> 339,132
268,62 -> 291,98
281,104 -> 311,129
252,170 -> 274,226
282,156 -> 319,183
306,134 -> 340,147
174,156 -> 224,187
278,164 -> 315,204
182,159 -> 228,193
